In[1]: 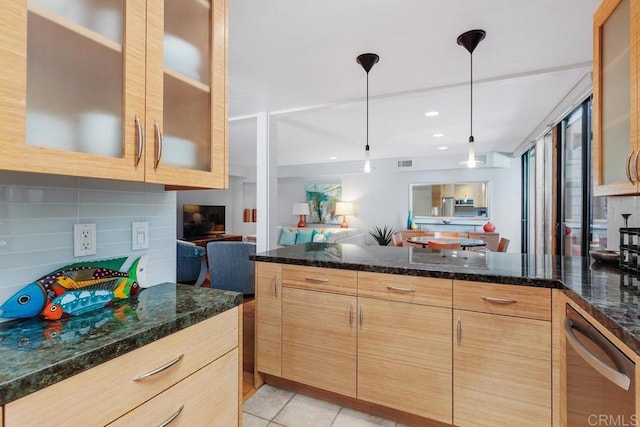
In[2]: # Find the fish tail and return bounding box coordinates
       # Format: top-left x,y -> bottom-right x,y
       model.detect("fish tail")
127,258 -> 141,282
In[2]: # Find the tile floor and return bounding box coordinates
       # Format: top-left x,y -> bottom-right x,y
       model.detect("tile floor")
243,384 -> 409,427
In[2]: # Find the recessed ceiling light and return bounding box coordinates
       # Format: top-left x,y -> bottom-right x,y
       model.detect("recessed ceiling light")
425,111 -> 439,117
438,146 -> 448,150
329,156 -> 337,160
433,133 -> 444,138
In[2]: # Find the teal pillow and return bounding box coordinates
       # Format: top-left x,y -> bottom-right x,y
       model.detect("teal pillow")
278,227 -> 297,246
296,228 -> 314,244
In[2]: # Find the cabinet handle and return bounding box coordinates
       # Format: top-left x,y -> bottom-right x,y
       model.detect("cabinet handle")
305,276 -> 329,283
626,150 -> 635,184
154,122 -> 163,169
633,150 -> 640,184
157,405 -> 184,427
482,296 -> 517,304
134,115 -> 144,166
359,304 -> 364,328
349,303 -> 354,328
273,276 -> 278,298
132,354 -> 183,381
386,286 -> 415,293
456,316 -> 461,345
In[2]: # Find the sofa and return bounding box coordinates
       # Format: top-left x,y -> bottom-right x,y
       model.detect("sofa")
276,226 -> 365,247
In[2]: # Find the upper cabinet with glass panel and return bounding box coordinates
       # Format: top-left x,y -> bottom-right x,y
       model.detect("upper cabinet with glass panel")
593,0 -> 640,195
410,182 -> 489,219
0,0 -> 228,189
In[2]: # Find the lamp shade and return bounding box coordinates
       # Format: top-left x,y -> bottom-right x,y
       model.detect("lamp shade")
335,202 -> 353,216
291,203 -> 310,216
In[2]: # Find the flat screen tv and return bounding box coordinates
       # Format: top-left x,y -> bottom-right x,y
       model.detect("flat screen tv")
183,204 -> 225,239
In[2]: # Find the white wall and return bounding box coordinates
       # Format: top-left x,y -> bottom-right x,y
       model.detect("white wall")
0,171 -> 176,319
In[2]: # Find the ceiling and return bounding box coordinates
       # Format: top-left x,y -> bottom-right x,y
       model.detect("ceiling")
227,0 -> 599,169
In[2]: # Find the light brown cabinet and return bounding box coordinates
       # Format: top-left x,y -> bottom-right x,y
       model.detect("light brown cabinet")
4,307 -> 239,426
0,0 -> 227,189
593,0 -> 640,195
357,274 -> 452,424
279,264 -> 357,396
453,281 -> 551,427
255,262 -> 282,377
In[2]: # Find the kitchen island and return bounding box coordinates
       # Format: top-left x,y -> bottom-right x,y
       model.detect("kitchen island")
252,242 -> 640,427
0,283 -> 243,425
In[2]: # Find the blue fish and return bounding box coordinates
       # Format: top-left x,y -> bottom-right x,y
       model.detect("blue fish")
43,290 -> 114,320
0,283 -> 47,319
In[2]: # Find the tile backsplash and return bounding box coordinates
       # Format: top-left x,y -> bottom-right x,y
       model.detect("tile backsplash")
0,171 -> 176,317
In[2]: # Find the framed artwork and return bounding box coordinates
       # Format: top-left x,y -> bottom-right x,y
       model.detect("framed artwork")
306,184 -> 342,224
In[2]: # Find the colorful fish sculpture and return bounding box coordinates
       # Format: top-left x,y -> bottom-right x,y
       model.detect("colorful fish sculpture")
0,256 -> 147,320
42,290 -> 115,320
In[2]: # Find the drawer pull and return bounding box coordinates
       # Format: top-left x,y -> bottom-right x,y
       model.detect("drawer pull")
482,296 -> 517,304
132,354 -> 184,381
386,286 -> 416,293
158,404 -> 184,427
154,121 -> 163,169
349,303 -> 354,328
359,304 -> 364,328
274,276 -> 278,298
305,276 -> 329,283
456,317 -> 462,345
633,150 -> 640,183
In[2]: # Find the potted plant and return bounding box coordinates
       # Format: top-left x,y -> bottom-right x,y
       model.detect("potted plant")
369,225 -> 396,246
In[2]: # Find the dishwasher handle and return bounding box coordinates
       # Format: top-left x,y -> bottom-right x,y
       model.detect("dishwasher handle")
564,318 -> 631,391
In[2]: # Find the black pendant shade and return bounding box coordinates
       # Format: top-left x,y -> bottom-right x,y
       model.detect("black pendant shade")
357,53 -> 379,73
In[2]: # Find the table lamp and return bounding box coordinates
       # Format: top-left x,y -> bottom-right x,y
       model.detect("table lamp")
292,203 -> 310,227
335,202 -> 353,228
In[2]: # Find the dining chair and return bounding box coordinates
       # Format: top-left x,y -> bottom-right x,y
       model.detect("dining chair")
434,231 -> 459,238
497,237 -> 510,252
428,241 -> 462,250
206,241 -> 256,295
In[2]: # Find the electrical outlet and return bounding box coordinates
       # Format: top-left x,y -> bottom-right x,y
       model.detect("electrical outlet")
74,223 -> 97,257
132,221 -> 149,250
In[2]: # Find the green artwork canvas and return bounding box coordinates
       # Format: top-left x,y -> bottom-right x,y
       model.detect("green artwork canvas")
306,184 -> 342,224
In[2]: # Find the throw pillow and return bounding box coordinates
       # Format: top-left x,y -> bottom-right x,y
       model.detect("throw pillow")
278,227 -> 297,246
296,228 -> 314,244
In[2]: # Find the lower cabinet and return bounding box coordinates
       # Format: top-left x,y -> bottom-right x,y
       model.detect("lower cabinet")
255,262 -> 282,376
109,349 -> 238,426
4,307 -> 240,426
282,286 -> 357,397
453,281 -> 552,427
357,297 -> 452,424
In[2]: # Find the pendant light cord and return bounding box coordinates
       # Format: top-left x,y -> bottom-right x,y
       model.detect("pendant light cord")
366,72 -> 370,150
469,53 -> 473,140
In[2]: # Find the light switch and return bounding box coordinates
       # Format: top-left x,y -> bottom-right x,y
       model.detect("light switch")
132,221 -> 149,250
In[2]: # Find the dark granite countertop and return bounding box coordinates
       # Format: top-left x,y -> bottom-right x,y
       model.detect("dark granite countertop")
0,283 -> 242,405
252,243 -> 640,355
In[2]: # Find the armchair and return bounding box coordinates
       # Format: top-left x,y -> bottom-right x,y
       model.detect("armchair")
176,240 -> 207,286
206,241 -> 256,295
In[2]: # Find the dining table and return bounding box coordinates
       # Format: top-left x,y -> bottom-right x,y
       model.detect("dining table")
407,236 -> 488,250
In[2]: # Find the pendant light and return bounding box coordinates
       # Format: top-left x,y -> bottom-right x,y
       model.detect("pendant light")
457,29 -> 485,168
357,53 -> 379,173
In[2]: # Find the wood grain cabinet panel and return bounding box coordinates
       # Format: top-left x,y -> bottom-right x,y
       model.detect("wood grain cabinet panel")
283,264 -> 357,295
282,287 -> 357,397
5,307 -> 239,426
109,349 -> 238,427
255,262 -> 282,376
453,309 -> 551,427
0,0 -> 227,189
358,271 -> 452,307
357,297 -> 452,424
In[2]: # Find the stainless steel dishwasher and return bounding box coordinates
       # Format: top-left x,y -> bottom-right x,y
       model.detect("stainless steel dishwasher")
565,305 -> 636,426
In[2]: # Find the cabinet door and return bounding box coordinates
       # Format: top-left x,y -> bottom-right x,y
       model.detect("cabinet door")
358,297 -> 452,424
282,287 -> 357,397
0,0 -> 146,181
453,310 -> 551,427
145,0 -> 228,189
255,262 -> 282,376
593,0 -> 640,195
108,349 -> 238,427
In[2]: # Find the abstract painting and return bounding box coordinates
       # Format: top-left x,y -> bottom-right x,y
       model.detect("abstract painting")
306,184 -> 342,224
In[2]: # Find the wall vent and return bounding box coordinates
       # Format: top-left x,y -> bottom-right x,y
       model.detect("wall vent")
397,159 -> 413,168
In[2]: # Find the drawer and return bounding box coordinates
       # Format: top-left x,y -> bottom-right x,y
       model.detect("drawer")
358,272 -> 452,307
453,281 -> 550,321
5,307 -> 238,426
283,264 -> 357,295
109,348 -> 239,427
